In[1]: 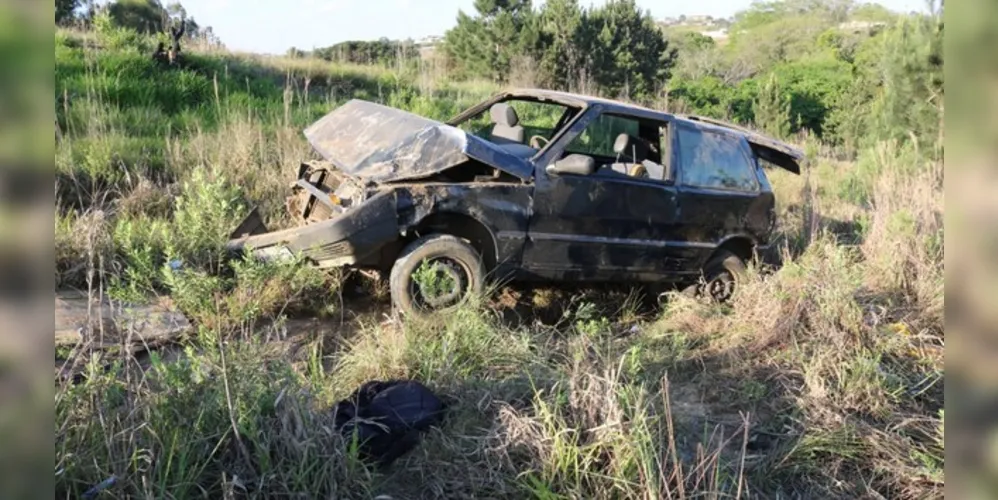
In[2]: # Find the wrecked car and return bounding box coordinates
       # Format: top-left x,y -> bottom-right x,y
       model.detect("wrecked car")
226,88 -> 804,315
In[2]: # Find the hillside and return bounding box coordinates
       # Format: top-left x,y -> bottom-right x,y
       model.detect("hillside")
54,3 -> 943,499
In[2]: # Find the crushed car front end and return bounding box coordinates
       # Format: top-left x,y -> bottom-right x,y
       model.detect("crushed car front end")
226,164 -> 400,269
225,98 -> 535,270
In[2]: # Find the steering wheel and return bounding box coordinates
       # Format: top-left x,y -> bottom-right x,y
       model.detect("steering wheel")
529,135 -> 550,149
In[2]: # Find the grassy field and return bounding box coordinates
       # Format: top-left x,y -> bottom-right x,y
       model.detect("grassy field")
54,24 -> 943,499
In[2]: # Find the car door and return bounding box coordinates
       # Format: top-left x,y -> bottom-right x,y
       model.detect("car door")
672,122 -> 773,269
520,109 -> 682,281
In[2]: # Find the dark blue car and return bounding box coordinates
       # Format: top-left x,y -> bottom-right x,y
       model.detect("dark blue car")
228,89 -> 805,315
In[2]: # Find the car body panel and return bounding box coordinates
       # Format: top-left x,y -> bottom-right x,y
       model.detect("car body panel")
392,182 -> 534,273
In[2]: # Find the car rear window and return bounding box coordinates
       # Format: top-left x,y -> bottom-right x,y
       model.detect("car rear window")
676,128 -> 758,191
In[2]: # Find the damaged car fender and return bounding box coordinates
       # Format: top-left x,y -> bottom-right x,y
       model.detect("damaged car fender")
392,183 -> 534,273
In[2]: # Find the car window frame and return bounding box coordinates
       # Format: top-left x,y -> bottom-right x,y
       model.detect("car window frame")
448,95 -> 585,163
564,112 -> 642,158
546,109 -> 674,187
673,122 -> 761,193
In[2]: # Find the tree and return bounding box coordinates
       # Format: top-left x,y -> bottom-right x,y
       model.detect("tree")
577,0 -> 675,100
165,2 -> 199,38
107,0 -> 168,34
443,0 -> 538,82
56,0 -> 80,25
535,0 -> 583,89
849,3 -> 897,22
754,74 -> 791,138
669,30 -> 721,81
667,76 -> 734,118
442,0 -> 672,99
311,39 -> 418,66
865,13 -> 943,153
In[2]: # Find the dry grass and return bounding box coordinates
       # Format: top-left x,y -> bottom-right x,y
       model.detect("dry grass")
54,165 -> 945,496
650,141 -> 944,498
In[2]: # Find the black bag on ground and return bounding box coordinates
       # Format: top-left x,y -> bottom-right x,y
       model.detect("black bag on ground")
332,380 -> 445,466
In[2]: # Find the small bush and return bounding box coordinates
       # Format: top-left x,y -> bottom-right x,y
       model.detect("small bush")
163,255 -> 338,337
93,10 -> 150,53
167,165 -> 247,271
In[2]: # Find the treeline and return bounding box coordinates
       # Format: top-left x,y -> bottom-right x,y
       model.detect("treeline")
444,0 -> 674,102
441,0 -> 943,156
288,38 -> 420,65
56,0 -> 222,48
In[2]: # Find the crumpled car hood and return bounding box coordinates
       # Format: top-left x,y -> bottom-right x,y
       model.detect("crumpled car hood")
303,99 -> 535,183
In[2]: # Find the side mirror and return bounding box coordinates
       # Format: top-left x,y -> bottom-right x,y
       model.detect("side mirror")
546,154 -> 596,176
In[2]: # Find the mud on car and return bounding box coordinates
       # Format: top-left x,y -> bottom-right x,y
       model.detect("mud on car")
226,88 -> 804,316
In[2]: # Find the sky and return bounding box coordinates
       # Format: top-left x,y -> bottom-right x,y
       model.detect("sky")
176,0 -> 931,55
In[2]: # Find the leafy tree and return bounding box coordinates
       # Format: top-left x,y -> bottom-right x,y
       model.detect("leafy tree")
535,0 -> 583,89
443,0 -> 538,82
754,73 -> 791,137
56,0 -> 80,25
849,2 -> 897,22
577,0 -> 675,100
865,13 -> 943,153
313,38 -> 418,66
667,76 -> 734,118
727,14 -> 830,73
732,0 -> 854,30
107,0 -> 168,34
769,56 -> 853,135
442,0 -> 672,100
669,30 -> 722,81
165,2 -> 200,38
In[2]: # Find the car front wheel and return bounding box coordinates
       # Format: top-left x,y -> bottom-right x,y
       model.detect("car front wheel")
389,234 -> 485,317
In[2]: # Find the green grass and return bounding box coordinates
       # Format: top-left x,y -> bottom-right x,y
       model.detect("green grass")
54,25 -> 943,500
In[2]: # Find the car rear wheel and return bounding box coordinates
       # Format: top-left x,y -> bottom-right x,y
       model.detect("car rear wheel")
684,250 -> 747,303
389,234 -> 485,317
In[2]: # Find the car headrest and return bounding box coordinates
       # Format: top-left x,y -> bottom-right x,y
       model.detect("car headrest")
490,103 -> 519,127
613,133 -> 650,161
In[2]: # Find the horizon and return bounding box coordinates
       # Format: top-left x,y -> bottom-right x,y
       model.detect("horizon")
166,0 -> 930,55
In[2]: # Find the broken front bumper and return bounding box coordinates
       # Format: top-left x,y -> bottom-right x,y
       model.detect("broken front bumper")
226,189 -> 400,269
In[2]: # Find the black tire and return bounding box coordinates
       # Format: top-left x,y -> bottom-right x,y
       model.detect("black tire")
685,250 -> 747,303
389,234 -> 486,316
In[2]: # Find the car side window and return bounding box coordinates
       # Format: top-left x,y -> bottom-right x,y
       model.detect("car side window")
565,114 -> 640,158
676,127 -> 758,191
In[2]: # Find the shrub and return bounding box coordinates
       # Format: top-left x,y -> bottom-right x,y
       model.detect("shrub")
166,165 -> 246,271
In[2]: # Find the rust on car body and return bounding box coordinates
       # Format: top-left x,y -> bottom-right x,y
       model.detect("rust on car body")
226,88 -> 804,302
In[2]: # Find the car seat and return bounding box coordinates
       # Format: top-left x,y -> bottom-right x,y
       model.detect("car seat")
489,103 -> 525,144
609,133 -> 665,179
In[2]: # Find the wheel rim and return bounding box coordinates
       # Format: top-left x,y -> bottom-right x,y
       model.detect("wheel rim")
706,271 -> 736,302
410,257 -> 470,310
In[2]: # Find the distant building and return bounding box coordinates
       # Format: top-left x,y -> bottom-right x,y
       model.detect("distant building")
700,28 -> 729,41
658,14 -> 731,29
836,20 -> 887,33
415,35 -> 443,59
415,35 -> 443,48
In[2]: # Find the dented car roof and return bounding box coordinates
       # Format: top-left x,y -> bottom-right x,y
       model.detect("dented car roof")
453,88 -> 806,174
